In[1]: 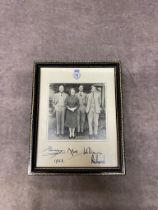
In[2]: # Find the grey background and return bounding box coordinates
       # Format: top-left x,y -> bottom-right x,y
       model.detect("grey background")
0,0 -> 158,210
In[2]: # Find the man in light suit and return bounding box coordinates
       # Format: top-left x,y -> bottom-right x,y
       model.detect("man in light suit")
76,85 -> 87,136
86,85 -> 101,139
53,85 -> 68,136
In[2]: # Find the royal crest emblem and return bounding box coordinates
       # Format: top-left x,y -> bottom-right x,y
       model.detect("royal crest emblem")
73,69 -> 81,80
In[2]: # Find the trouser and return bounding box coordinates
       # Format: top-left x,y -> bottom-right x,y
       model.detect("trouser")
77,110 -> 86,133
56,110 -> 65,134
87,110 -> 99,135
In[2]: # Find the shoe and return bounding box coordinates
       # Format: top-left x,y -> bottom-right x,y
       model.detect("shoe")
69,136 -> 72,139
72,135 -> 76,139
93,134 -> 98,139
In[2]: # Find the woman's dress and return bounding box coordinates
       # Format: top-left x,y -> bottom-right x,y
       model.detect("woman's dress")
65,95 -> 79,128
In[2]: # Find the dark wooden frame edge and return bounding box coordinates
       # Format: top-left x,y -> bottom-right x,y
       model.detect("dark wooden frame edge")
28,61 -> 125,176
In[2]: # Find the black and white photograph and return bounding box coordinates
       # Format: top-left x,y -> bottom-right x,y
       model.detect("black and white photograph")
29,62 -> 125,174
48,83 -> 106,140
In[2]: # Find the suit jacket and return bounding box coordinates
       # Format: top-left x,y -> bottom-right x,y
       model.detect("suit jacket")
53,92 -> 68,111
86,92 -> 101,114
76,92 -> 87,112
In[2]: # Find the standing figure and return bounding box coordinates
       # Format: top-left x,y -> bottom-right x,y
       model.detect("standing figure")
65,88 -> 79,139
53,85 -> 68,136
76,85 -> 87,136
86,85 -> 101,139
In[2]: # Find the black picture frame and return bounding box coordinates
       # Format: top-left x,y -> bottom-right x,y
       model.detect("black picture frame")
28,61 -> 125,175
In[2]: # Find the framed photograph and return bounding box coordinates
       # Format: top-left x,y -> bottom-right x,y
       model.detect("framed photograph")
28,62 -> 125,175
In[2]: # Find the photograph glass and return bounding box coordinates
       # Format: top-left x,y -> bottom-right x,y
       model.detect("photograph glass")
29,62 -> 125,175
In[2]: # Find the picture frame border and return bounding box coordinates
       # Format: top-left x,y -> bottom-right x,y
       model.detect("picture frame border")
28,61 -> 125,175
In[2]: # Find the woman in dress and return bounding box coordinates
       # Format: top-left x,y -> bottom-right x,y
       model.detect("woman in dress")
65,88 -> 79,139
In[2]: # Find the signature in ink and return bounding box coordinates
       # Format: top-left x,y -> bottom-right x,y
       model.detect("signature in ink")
42,146 -> 105,164
42,146 -> 65,158
67,147 -> 93,160
83,147 -> 93,155
68,146 -> 105,165
91,153 -> 105,164
67,148 -> 78,156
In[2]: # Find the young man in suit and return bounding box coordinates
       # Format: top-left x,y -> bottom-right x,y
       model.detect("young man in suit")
86,85 -> 101,139
76,85 -> 87,136
53,85 -> 68,136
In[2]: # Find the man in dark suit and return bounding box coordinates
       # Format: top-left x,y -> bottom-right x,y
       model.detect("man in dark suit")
76,85 -> 87,136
